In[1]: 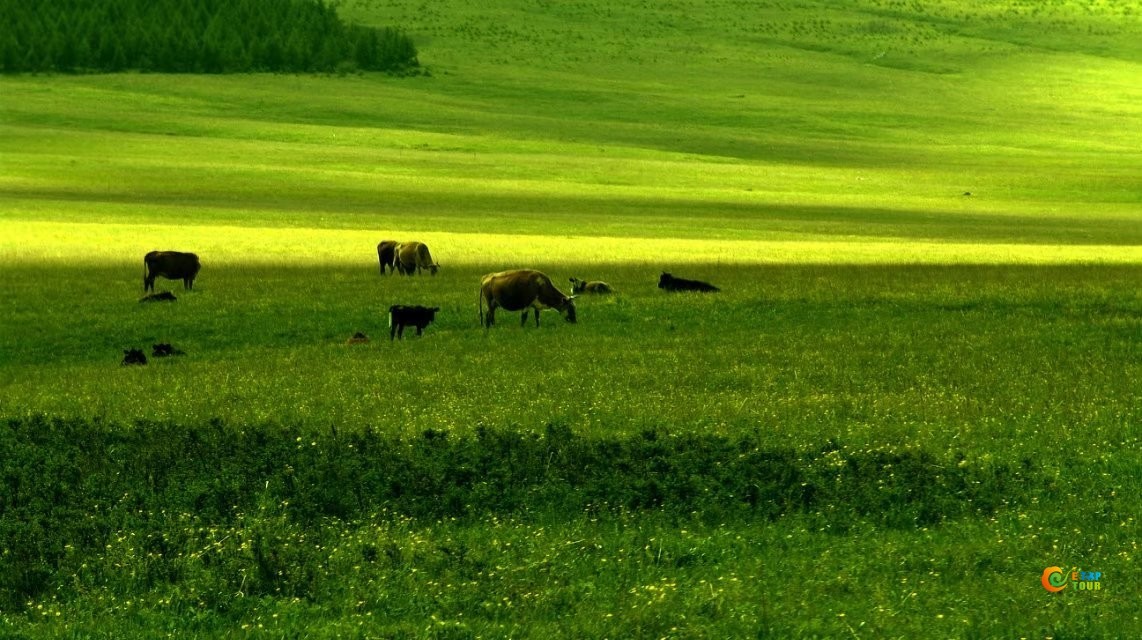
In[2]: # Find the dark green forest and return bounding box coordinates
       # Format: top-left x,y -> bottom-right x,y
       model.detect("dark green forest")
0,0 -> 418,74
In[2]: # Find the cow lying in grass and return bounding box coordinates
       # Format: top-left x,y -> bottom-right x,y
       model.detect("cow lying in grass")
389,305 -> 440,340
151,343 -> 186,357
121,348 -> 147,366
569,277 -> 614,295
139,291 -> 177,303
658,272 -> 720,293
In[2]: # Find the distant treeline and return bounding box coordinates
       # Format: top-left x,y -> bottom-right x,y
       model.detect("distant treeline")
0,0 -> 418,74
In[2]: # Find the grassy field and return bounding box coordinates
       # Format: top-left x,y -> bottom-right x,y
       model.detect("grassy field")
1,0 -> 1140,637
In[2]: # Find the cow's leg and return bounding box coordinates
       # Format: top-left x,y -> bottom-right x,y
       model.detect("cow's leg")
484,301 -> 496,328
520,310 -> 529,326
144,277 -> 154,293
390,323 -> 398,340
398,324 -> 406,340
416,324 -> 424,336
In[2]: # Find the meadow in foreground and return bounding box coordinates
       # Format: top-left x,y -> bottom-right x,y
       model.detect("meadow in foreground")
2,241 -> 1137,637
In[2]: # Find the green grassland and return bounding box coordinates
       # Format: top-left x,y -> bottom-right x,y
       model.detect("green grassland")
1,0 -> 1140,637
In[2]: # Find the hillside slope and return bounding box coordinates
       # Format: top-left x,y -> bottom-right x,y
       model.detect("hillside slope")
1,0 -> 1140,248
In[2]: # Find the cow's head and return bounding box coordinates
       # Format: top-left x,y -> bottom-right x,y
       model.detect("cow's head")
562,297 -> 577,323
569,277 -> 586,295
429,264 -> 439,276
658,273 -> 673,289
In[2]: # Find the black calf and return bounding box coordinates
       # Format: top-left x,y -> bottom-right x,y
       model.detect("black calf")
389,305 -> 440,340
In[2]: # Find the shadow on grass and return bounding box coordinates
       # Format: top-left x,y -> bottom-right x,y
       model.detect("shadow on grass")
11,188 -> 1142,245
0,415 -> 1038,608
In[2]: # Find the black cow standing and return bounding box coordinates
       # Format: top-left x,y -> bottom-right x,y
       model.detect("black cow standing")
377,240 -> 399,275
658,272 -> 720,293
389,305 -> 440,340
144,251 -> 200,293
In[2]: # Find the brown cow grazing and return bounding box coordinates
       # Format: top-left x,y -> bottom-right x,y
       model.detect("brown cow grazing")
389,305 -> 440,340
144,251 -> 200,293
121,348 -> 147,366
377,240 -> 399,275
658,272 -> 719,293
395,242 -> 439,276
569,277 -> 614,295
480,270 -> 577,328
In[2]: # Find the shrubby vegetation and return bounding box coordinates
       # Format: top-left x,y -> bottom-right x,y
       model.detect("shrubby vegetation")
0,0 -> 418,74
0,416 -> 1034,612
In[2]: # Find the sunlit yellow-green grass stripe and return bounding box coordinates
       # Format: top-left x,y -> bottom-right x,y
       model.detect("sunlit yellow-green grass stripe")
4,219 -> 1140,267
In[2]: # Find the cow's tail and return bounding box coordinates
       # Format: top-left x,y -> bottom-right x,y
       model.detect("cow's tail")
477,285 -> 485,327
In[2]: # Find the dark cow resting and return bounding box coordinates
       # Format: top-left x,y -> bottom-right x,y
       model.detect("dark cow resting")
121,348 -> 147,366
144,251 -> 200,293
389,305 -> 440,340
151,343 -> 185,357
347,331 -> 370,344
658,272 -> 720,292
139,291 -> 177,303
